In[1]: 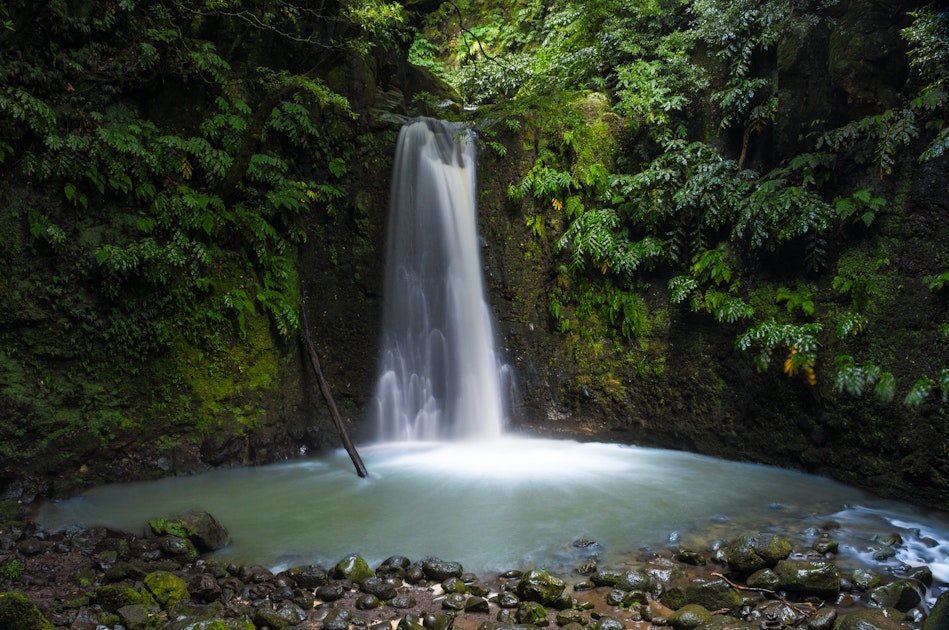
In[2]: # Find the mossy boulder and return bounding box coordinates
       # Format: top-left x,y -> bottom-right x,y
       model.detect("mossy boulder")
746,568 -> 781,590
149,511 -> 231,552
0,501 -> 26,528
808,607 -> 838,630
463,596 -> 489,613
0,592 -> 55,630
557,609 -> 587,626
143,570 -> 190,608
606,588 -> 648,608
688,576 -> 743,612
105,560 -> 148,581
285,564 -> 329,588
660,576 -> 743,613
253,602 -> 308,628
515,600 -> 549,625
813,539 -> 839,554
852,568 -> 883,591
746,601 -> 805,628
723,533 -> 792,573
869,579 -> 922,612
660,585 -> 688,610
516,568 -> 566,605
323,607 -> 364,630
698,619 -> 759,630
159,534 -> 200,562
773,559 -> 840,596
117,604 -> 151,630
177,620 -> 253,630
590,568 -> 651,591
676,550 -> 707,566
94,583 -> 148,612
668,603 -> 713,630
441,592 -> 467,611
924,590 -> 949,630
333,554 -> 375,582
615,569 -> 652,592
590,616 -> 628,630
360,576 -> 398,600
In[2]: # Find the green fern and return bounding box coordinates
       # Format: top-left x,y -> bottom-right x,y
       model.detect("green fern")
776,286 -> 815,317
668,276 -> 699,304
736,319 -> 822,372
0,87 -> 57,134
834,355 -> 895,401
188,42 -> 231,84
608,290 -> 650,343
509,162 -> 574,202
904,376 -> 935,408
835,311 -> 866,339
924,271 -> 949,291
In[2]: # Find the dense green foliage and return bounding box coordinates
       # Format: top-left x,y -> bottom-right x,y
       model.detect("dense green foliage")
414,0 -> 949,409
1,1 -> 357,348
0,0 -> 376,465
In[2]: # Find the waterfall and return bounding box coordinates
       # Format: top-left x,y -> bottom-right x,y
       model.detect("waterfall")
369,118 -> 511,442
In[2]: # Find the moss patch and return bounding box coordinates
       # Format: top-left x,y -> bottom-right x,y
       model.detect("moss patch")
144,571 -> 189,608
0,592 -> 55,630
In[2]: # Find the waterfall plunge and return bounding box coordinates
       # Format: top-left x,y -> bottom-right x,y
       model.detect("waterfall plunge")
369,118 -> 511,442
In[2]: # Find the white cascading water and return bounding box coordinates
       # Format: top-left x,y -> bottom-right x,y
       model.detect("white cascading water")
369,118 -> 509,442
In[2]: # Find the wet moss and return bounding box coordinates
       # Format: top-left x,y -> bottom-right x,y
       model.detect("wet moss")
0,592 -> 54,630
94,584 -> 147,613
144,571 -> 189,608
568,92 -> 620,184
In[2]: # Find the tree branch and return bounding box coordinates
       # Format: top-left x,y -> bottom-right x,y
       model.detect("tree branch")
300,296 -> 369,478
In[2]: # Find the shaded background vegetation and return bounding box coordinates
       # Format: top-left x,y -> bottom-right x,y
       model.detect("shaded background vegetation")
0,0 -> 947,506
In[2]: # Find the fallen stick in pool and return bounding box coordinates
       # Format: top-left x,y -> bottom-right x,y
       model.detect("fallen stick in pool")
300,297 -> 369,478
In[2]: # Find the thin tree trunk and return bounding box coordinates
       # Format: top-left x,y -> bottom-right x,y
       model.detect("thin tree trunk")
738,124 -> 751,172
300,300 -> 368,478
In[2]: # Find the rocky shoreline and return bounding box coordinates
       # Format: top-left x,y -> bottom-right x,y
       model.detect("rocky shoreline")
2,506 -> 948,630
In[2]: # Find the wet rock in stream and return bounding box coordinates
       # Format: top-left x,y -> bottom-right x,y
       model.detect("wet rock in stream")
0,510 -> 947,630
148,511 -> 231,553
